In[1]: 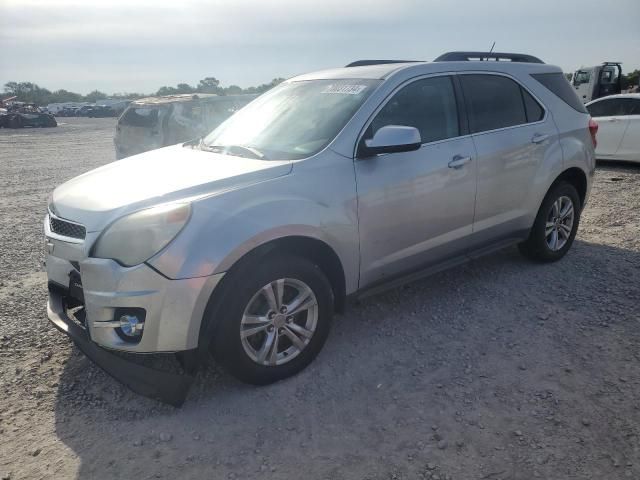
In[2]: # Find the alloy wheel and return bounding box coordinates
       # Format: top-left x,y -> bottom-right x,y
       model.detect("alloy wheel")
240,278 -> 318,366
545,195 -> 574,251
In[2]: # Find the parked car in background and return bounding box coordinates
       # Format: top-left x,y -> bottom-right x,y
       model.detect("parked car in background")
45,52 -> 596,404
586,94 -> 640,162
114,94 -> 258,159
56,107 -> 80,117
0,104 -> 57,128
77,105 -> 94,117
572,62 -> 623,104
88,105 -> 118,118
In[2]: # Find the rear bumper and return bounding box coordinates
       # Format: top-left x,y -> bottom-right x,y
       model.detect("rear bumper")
47,285 -> 193,406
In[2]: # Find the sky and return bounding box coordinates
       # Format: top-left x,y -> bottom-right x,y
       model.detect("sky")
1,0 -> 639,95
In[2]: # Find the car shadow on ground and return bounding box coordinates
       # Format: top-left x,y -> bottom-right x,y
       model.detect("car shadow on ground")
596,159 -> 640,172
53,239 -> 640,479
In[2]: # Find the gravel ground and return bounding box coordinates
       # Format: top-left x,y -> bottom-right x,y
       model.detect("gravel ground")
0,118 -> 639,480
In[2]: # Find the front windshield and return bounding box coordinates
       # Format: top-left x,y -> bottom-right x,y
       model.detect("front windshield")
573,70 -> 591,86
203,79 -> 380,160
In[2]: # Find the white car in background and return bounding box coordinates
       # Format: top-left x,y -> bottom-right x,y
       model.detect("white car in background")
586,94 -> 640,163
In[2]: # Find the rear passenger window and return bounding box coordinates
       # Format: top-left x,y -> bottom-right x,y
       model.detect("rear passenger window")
369,76 -> 459,144
522,89 -> 544,122
460,75 -> 527,133
587,99 -> 626,117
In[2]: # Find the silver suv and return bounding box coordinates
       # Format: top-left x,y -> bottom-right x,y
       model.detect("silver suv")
45,52 -> 597,404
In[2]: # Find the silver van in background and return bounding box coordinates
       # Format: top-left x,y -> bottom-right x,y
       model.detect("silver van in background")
114,93 -> 257,159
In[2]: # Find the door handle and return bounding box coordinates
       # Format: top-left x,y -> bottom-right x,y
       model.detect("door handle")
448,155 -> 472,169
531,134 -> 549,144
609,117 -> 619,122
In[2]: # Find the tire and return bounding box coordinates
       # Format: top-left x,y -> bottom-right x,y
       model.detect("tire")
8,115 -> 23,129
518,181 -> 581,262
209,253 -> 334,385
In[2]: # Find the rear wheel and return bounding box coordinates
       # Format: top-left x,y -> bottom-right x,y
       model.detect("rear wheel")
209,253 -> 334,385
518,182 -> 581,262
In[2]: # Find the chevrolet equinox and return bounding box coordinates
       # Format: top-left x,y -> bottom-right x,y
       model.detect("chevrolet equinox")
45,52 -> 597,403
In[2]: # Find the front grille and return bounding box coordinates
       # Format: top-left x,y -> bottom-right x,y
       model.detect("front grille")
49,215 -> 86,240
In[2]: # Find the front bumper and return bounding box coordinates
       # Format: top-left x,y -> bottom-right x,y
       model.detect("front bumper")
47,285 -> 193,406
46,252 -> 224,353
45,221 -> 225,404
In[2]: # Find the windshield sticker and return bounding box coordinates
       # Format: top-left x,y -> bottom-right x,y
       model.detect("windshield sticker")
321,84 -> 367,95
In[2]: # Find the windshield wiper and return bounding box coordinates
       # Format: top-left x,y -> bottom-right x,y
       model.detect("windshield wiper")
200,143 -> 267,160
183,136 -> 202,147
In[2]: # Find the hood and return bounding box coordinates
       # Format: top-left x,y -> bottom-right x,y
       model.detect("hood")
51,144 -> 291,232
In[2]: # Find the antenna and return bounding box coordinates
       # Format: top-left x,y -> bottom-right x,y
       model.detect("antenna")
486,41 -> 496,61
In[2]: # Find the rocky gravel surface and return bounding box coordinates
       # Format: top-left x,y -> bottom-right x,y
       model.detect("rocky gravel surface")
1,118 -> 639,479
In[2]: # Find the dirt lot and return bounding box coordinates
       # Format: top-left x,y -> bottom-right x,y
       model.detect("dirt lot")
0,117 -> 639,480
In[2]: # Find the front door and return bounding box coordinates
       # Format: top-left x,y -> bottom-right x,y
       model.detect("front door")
354,75 -> 477,288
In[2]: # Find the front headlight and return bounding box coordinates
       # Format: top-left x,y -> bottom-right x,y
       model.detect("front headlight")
92,203 -> 191,267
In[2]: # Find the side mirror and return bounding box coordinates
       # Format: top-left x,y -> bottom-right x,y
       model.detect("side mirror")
359,125 -> 422,158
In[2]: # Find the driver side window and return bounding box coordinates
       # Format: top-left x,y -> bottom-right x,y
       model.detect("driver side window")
368,76 -> 460,144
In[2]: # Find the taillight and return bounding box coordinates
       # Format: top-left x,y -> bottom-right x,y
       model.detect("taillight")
588,117 -> 598,148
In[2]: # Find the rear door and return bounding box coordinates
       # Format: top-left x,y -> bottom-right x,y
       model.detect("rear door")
586,98 -> 630,157
459,73 -> 559,244
615,98 -> 640,161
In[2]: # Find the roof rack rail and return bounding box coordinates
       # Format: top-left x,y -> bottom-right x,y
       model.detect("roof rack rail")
345,59 -> 422,67
434,51 -> 544,64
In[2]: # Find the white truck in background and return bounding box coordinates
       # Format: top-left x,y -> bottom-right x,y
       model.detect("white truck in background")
572,62 -> 623,103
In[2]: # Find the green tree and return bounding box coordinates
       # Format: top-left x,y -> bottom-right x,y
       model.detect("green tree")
244,78 -> 285,94
156,86 -> 177,96
623,69 -> 639,89
175,83 -> 195,94
84,90 -> 108,103
223,85 -> 243,95
155,83 -> 194,96
4,81 -> 53,104
50,89 -> 83,103
197,77 -> 221,94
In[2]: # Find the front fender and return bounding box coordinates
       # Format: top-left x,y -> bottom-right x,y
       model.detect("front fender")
148,153 -> 360,294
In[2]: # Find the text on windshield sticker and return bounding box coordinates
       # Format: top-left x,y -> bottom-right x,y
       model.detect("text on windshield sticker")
321,84 -> 367,95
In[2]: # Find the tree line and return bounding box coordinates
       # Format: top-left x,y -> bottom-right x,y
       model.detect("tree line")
2,77 -> 285,105
5,70 -> 638,106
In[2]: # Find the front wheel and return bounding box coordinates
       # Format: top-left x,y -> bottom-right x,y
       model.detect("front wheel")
518,182 -> 581,262
210,254 -> 334,385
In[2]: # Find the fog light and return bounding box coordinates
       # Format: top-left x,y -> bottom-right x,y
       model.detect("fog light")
113,307 -> 146,343
119,314 -> 144,337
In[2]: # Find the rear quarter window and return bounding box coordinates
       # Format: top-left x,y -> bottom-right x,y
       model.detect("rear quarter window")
119,107 -> 161,127
531,73 -> 588,114
522,89 -> 544,122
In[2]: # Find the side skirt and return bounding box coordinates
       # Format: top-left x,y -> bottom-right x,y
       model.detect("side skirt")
353,234 -> 527,301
